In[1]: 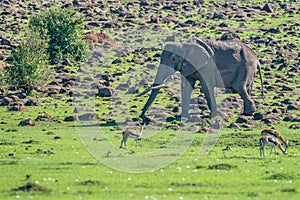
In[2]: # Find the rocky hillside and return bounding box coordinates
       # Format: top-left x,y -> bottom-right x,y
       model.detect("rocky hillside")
0,0 -> 299,129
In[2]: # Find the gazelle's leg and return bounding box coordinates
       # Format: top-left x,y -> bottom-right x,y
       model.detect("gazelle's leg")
119,139 -> 124,148
270,146 -> 274,155
260,146 -> 265,157
259,139 -> 264,156
124,137 -> 128,148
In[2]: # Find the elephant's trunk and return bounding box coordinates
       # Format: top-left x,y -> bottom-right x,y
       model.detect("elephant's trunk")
140,85 -> 160,117
139,64 -> 174,120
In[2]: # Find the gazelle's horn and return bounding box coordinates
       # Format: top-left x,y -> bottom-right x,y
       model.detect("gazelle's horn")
136,76 -> 172,97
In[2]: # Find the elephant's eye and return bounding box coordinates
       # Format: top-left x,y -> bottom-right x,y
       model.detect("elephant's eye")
171,54 -> 176,61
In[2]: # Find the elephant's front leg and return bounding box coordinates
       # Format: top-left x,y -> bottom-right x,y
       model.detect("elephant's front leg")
181,76 -> 196,119
201,81 -> 217,117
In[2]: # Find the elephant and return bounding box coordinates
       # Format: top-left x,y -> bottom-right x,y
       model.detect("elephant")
138,37 -> 263,123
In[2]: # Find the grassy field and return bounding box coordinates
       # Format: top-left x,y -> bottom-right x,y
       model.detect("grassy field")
0,119 -> 299,199
0,0 -> 300,199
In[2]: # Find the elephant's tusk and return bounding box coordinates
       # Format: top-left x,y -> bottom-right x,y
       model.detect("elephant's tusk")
136,87 -> 152,97
136,76 -> 172,97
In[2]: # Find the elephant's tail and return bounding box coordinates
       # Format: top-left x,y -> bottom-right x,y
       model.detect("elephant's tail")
257,62 -> 264,99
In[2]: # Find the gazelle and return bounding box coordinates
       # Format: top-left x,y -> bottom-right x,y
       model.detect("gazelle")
119,125 -> 144,149
261,128 -> 289,149
259,135 -> 288,156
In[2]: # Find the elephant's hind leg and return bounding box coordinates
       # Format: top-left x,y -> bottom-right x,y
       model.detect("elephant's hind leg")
232,83 -> 256,115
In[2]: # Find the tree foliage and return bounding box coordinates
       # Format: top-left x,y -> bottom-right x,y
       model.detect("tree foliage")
29,8 -> 89,64
5,32 -> 51,92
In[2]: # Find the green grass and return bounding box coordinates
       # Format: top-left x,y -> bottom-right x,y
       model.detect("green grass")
1,118 -> 299,199
1,0 -> 300,199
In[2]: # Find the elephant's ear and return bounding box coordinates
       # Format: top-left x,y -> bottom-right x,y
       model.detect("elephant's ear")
164,43 -> 184,56
181,43 -> 212,76
189,37 -> 214,57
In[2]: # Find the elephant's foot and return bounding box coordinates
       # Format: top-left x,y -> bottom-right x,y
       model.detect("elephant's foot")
181,112 -> 191,120
242,111 -> 254,116
210,118 -> 221,129
243,100 -> 256,116
243,106 -> 256,116
210,111 -> 218,118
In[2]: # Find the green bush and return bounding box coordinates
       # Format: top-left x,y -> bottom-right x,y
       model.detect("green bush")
0,67 -> 6,92
29,8 -> 89,64
5,32 -> 51,92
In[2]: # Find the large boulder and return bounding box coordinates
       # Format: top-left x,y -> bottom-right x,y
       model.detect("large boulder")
78,113 -> 98,121
97,87 -> 115,97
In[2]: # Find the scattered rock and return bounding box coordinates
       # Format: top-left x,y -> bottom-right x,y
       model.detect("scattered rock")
220,32 -> 240,41
165,124 -> 180,130
222,145 -> 232,151
64,116 -> 78,122
24,98 -> 39,106
19,118 -> 35,126
8,102 -> 24,111
126,87 -> 138,94
78,113 -> 98,121
287,104 -> 298,111
283,115 -> 300,122
97,87 -> 115,97
1,97 -> 13,106
262,3 -> 273,13
54,135 -> 62,140
289,124 -> 300,129
212,12 -> 225,19
253,112 -> 264,120
146,63 -> 156,69
116,83 -> 130,91
1,38 -> 11,45
228,122 -> 240,129
36,114 -> 52,122
262,114 -> 281,125
236,115 -> 252,123
78,66 -> 92,73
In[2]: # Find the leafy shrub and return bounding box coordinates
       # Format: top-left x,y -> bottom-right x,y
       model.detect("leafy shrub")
0,66 -> 6,92
5,32 -> 51,92
29,8 -> 89,64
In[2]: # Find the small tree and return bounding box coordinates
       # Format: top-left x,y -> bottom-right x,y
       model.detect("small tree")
0,66 -> 6,92
5,32 -> 51,92
29,8 -> 89,64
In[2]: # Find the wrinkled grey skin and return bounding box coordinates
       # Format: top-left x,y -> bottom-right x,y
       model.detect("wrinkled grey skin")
139,37 -> 263,124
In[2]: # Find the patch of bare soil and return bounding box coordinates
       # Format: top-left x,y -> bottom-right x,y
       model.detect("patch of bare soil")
11,182 -> 51,193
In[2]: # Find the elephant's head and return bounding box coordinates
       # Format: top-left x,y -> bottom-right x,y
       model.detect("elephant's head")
138,38 -> 214,123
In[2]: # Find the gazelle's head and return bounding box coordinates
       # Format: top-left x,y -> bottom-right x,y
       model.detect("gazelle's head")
283,150 -> 288,155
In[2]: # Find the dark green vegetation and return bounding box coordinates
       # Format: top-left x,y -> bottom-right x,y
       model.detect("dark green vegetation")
6,31 -> 49,92
0,0 -> 299,199
29,7 -> 89,64
1,7 -> 89,92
